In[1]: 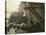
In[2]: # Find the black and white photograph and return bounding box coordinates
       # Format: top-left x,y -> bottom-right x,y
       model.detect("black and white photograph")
5,0 -> 45,34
